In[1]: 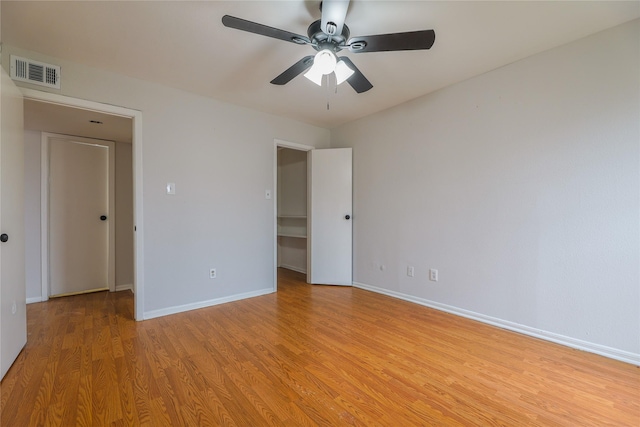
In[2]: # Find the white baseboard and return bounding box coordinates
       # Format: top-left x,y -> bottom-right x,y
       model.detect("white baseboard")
278,264 -> 307,274
26,296 -> 44,304
353,281 -> 639,366
143,287 -> 274,320
116,284 -> 133,293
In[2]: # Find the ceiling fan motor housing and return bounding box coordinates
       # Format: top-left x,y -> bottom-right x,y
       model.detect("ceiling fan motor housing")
307,19 -> 350,52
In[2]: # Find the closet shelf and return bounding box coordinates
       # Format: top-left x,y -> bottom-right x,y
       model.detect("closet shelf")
277,215 -> 307,219
277,233 -> 307,239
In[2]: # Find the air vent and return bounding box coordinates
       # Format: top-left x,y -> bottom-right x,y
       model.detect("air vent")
10,55 -> 61,89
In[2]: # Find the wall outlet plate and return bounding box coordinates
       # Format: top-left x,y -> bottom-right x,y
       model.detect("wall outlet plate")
429,268 -> 438,282
209,268 -> 216,279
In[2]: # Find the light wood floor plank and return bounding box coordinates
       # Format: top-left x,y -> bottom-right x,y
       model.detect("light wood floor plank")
1,268 -> 638,426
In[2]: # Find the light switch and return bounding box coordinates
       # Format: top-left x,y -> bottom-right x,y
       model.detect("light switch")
265,190 -> 272,199
166,182 -> 176,195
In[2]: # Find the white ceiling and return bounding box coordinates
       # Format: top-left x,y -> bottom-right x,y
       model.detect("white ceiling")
3,1 -> 639,129
24,99 -> 133,143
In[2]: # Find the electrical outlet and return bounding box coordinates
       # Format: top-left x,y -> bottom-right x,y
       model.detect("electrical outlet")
407,266 -> 415,277
429,268 -> 438,282
209,268 -> 216,279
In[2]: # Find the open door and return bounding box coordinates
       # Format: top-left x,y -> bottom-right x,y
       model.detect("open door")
0,66 -> 27,379
307,148 -> 352,285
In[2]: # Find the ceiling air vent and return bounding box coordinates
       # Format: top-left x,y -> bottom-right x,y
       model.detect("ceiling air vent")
10,55 -> 61,89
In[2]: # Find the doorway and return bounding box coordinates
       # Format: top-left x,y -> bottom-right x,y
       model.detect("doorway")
273,139 -> 313,290
277,147 -> 309,275
21,88 -> 145,320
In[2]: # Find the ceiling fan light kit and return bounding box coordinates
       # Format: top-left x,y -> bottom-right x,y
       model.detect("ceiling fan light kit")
222,0 -> 435,94
303,49 -> 354,87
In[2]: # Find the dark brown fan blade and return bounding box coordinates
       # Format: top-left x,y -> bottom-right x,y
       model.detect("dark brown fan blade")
348,29 -> 435,53
271,56 -> 315,85
222,15 -> 311,45
339,57 -> 373,93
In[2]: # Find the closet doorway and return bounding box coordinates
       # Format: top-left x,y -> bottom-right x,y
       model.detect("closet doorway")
276,145 -> 309,277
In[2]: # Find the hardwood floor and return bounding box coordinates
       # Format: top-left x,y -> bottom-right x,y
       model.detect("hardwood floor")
1,268 -> 638,426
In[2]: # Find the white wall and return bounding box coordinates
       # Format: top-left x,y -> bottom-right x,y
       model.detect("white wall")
4,46 -> 330,317
332,20 -> 639,362
115,142 -> 134,289
278,149 -> 307,217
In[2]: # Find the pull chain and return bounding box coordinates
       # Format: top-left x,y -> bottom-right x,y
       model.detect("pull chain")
325,73 -> 338,111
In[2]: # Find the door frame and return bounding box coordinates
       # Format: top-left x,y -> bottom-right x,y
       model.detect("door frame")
42,133 -> 116,296
22,88 -> 145,321
273,139 -> 313,291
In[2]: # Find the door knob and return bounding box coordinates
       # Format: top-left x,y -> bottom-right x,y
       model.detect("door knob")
345,215 -> 351,220
100,215 -> 107,221
0,233 -> 8,242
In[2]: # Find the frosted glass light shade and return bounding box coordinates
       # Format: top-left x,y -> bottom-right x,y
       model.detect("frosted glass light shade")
304,67 -> 324,86
313,50 -> 336,75
334,60 -> 354,85
305,50 -> 337,86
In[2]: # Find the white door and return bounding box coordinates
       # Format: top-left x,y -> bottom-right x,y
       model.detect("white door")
0,66 -> 27,379
49,138 -> 111,296
307,148 -> 352,285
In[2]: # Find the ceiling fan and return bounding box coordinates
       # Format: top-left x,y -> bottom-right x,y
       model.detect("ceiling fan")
222,0 -> 435,93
